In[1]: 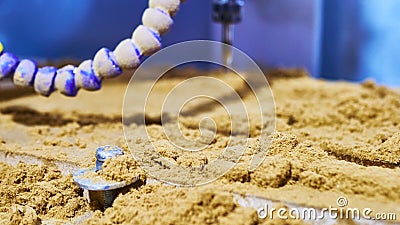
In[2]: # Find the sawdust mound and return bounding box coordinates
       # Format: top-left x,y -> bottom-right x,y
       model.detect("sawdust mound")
0,163 -> 89,223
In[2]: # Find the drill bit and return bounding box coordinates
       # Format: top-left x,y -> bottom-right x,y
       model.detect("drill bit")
222,23 -> 234,66
213,0 -> 244,67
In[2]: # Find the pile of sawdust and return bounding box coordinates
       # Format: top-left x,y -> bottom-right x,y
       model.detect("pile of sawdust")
98,154 -> 146,183
0,162 -> 89,224
84,72 -> 400,224
1,69 -> 399,224
83,184 -> 307,225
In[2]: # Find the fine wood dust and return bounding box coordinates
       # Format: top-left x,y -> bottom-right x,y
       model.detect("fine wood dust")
0,162 -> 89,224
1,69 -> 400,224
98,154 -> 146,184
84,72 -> 400,224
83,184 -> 307,225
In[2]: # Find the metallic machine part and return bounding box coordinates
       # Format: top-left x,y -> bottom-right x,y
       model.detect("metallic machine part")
212,0 -> 244,66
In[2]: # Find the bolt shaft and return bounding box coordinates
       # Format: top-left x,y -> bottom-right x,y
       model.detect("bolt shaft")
104,190 -> 117,209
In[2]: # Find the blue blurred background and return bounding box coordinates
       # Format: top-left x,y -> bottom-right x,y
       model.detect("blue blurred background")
0,0 -> 399,86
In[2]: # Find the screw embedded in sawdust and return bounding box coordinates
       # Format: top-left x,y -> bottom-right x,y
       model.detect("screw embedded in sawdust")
73,145 -> 142,210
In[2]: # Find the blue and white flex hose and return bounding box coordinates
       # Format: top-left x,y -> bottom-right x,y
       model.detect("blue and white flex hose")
0,0 -> 185,97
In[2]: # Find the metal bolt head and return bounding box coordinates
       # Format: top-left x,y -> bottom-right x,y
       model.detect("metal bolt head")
73,167 -> 128,210
72,145 -> 142,211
